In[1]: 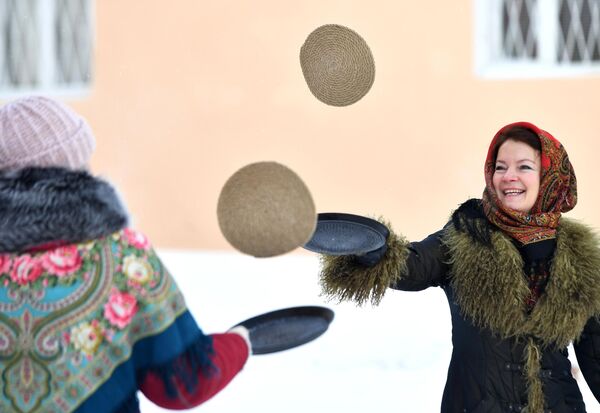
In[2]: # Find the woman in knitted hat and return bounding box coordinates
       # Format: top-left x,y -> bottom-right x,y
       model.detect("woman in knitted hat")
319,122 -> 600,412
0,96 -> 251,413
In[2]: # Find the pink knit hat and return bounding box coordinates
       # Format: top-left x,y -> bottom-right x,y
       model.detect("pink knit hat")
0,96 -> 95,170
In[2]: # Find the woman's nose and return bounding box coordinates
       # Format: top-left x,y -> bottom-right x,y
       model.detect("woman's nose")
502,169 -> 518,181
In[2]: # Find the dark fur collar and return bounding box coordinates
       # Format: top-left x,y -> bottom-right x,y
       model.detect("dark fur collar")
444,214 -> 600,410
445,216 -> 600,349
450,198 -> 493,246
0,167 -> 129,252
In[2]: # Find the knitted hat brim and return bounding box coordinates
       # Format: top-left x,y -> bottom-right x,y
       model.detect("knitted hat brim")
5,120 -> 95,170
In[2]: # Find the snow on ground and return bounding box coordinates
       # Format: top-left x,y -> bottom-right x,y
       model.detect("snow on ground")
138,250 -> 599,413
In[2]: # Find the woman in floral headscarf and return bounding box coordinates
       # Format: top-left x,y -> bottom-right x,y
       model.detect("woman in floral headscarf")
0,96 -> 251,413
319,122 -> 600,412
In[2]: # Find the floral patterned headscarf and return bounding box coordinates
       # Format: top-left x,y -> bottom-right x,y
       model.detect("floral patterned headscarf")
481,121 -> 577,245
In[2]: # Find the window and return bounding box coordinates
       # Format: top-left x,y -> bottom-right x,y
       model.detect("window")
475,0 -> 600,78
0,0 -> 93,96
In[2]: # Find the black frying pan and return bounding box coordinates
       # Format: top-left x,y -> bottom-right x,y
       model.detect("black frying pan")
303,212 -> 389,255
231,306 -> 334,355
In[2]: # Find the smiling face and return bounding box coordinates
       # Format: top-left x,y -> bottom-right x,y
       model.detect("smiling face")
492,139 -> 541,213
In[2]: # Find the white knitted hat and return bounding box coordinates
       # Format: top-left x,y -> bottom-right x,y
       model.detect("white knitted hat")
0,96 -> 96,170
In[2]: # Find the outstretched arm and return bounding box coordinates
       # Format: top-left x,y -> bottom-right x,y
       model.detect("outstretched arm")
319,223 -> 449,306
390,229 -> 449,291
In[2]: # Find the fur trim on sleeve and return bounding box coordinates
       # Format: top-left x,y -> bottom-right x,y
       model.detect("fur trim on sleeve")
319,225 -> 410,306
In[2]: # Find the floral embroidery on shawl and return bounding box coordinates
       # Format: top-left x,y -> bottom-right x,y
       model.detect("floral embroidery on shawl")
0,229 -> 187,413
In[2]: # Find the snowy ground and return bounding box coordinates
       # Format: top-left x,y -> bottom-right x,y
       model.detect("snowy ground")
138,250 -> 600,413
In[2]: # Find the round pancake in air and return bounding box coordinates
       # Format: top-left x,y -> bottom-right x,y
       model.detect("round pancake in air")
217,161 -> 317,257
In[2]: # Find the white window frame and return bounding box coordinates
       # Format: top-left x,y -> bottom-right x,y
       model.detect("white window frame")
0,0 -> 95,98
474,0 -> 600,78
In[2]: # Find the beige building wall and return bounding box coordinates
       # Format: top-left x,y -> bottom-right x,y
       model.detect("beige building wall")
69,1 -> 600,250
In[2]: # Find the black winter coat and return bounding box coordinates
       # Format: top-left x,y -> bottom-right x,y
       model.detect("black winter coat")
319,200 -> 600,413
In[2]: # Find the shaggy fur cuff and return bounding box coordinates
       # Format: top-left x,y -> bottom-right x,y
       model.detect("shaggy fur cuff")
319,227 -> 410,306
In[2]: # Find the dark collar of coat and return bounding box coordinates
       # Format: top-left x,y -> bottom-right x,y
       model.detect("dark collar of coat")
450,198 -> 492,246
0,167 -> 129,253
444,208 -> 600,348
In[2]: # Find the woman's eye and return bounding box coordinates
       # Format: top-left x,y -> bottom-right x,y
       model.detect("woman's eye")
494,165 -> 506,171
519,165 -> 533,170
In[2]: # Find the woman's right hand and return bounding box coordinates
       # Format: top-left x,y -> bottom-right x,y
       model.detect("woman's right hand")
354,244 -> 388,267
